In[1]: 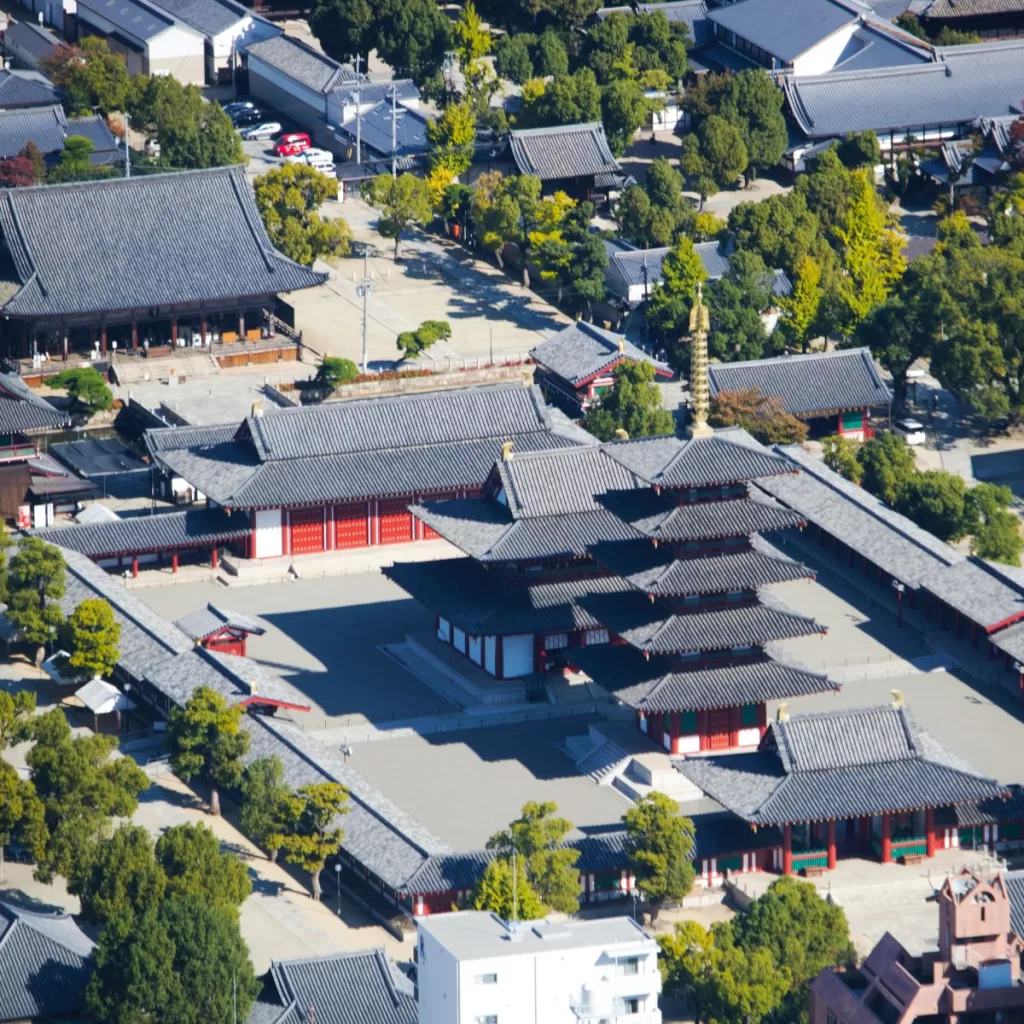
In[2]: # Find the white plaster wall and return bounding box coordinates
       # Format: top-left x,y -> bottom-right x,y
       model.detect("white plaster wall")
254,508 -> 282,558
790,21 -> 858,76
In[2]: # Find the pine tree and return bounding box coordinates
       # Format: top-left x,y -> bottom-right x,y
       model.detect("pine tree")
279,782 -> 348,901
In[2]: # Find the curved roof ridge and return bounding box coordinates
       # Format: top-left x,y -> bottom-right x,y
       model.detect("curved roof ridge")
228,165 -> 277,273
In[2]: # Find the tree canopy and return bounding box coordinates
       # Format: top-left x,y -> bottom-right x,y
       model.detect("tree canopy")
624,791 -> 695,917
0,758 -> 46,884
646,235 -> 708,350
45,367 -> 113,416
68,599 -> 121,679
397,320 -> 452,359
314,356 -> 360,390
709,388 -> 808,445
362,173 -> 433,260
239,756 -> 292,863
472,854 -> 548,920
42,38 -> 131,115
279,781 -> 348,901
6,538 -> 66,654
582,360 -> 674,441
155,822 -> 252,914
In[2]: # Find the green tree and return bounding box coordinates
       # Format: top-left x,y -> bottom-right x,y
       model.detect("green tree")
279,782 -> 348,901
0,520 -> 11,606
494,34 -> 535,84
372,0 -> 451,86
706,251 -> 772,363
601,78 -> 650,157
314,356 -> 360,390
646,235 -> 708,346
895,470 -> 969,542
837,130 -> 881,170
966,483 -> 1024,565
560,202 -> 609,319
680,115 -> 748,205
84,897 -> 259,1024
711,69 -> 787,181
42,38 -> 131,114
427,101 -> 477,179
779,254 -> 823,351
0,688 -> 36,749
67,599 -> 121,679
821,434 -> 862,484
156,822 -> 251,914
857,432 -> 917,505
397,319 -> 452,358
623,791 -> 695,919
253,164 -> 351,267
44,367 -> 113,415
583,360 -> 674,441
535,31 -> 570,76
0,759 -> 46,883
709,388 -> 808,445
239,756 -> 292,863
70,823 -> 166,925
168,686 -> 250,817
486,801 -> 580,914
658,919 -> 716,1015
454,0 -> 491,67
470,172 -> 542,272
6,538 -> 66,659
361,173 -> 433,260
308,0 -> 374,65
27,708 -> 148,883
729,191 -> 821,278
48,135 -> 114,184
703,930 -> 791,1024
471,854 -> 548,920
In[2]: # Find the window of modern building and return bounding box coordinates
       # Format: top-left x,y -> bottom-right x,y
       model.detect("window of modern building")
475,973 -> 498,985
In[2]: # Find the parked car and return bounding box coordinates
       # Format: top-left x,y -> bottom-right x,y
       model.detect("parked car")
893,417 -> 926,446
242,122 -> 282,140
231,109 -> 264,127
273,132 -> 311,157
223,100 -> 255,114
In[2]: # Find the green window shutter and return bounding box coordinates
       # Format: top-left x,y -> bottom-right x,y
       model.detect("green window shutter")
842,410 -> 864,431
681,711 -> 697,733
741,703 -> 758,727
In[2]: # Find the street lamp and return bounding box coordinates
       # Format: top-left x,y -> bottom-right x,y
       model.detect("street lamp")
334,862 -> 342,917
892,580 -> 906,627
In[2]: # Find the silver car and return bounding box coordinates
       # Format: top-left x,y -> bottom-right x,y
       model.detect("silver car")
241,122 -> 282,140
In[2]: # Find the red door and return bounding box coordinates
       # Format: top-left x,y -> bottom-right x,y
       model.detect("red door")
706,707 -> 732,750
290,507 -> 325,554
334,503 -> 368,549
380,499 -> 414,545
418,491 -> 453,540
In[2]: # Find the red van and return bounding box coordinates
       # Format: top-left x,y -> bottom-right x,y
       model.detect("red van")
273,133 -> 311,157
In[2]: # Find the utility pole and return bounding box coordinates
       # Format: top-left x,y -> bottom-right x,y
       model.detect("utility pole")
354,53 -> 361,165
391,85 -> 397,179
641,256 -> 649,351
357,250 -> 372,373
124,111 -> 131,179
512,847 -> 518,923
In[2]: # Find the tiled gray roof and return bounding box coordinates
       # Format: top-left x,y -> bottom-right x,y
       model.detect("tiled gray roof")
925,0 -> 1024,18
384,558 -> 626,635
602,429 -> 796,488
530,320 -> 671,385
0,70 -> 59,109
34,508 -> 250,557
175,602 -> 266,641
411,498 -> 640,562
784,40 -> 1024,139
0,901 -> 94,1023
0,373 -> 67,432
570,645 -> 835,710
337,100 -> 430,159
676,703 -> 1005,824
757,444 -> 961,588
67,115 -> 122,165
509,122 -> 621,181
989,619 -> 1024,663
0,167 -> 326,320
935,783 -> 1024,828
331,79 -> 418,107
707,348 -> 892,417
589,536 -> 812,596
267,949 -> 416,1024
707,0 -> 861,62
0,104 -> 68,159
596,0 -> 711,45
598,489 -> 805,540
921,558 -> 1024,630
402,851 -> 494,895
76,0 -> 179,40
245,34 -> 360,95
831,22 -> 932,72
145,0 -> 251,35
1007,871 -> 1024,941
581,589 -> 824,653
145,421 -> 240,453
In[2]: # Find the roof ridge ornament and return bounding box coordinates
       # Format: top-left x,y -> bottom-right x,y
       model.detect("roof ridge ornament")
687,280 -> 713,439
501,440 -> 514,461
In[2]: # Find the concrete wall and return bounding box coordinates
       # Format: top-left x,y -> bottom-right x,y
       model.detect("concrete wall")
208,17 -> 278,81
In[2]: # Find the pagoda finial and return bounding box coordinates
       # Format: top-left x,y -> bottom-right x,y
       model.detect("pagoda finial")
687,280 -> 713,439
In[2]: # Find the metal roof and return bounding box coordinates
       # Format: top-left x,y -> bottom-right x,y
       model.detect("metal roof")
830,22 -> 932,72
145,0 -> 252,36
0,373 -> 67,433
676,703 -> 1006,824
50,437 -> 148,477
530,319 -> 671,386
569,644 -> 836,711
175,602 -> 266,641
0,70 -> 59,109
509,122 -> 621,181
337,100 -> 431,160
0,901 -> 94,1023
707,0 -> 861,63
785,40 -> 1024,139
76,0 -> 180,40
920,557 -> 1024,630
707,347 -> 892,417
0,166 -> 326,320
245,34 -> 361,95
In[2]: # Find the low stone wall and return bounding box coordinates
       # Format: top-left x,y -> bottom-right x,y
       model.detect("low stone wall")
322,363 -> 534,403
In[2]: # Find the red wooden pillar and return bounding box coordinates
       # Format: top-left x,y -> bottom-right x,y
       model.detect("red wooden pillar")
201,314 -> 207,343
171,319 -> 178,347
827,820 -> 837,870
926,808 -> 936,858
131,556 -> 138,578
782,824 -> 793,876
171,552 -> 178,574
881,813 -> 892,863
131,321 -> 138,351
100,324 -> 108,355
211,546 -> 219,569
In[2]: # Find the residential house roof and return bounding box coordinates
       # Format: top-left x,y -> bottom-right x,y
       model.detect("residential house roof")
509,122 -> 621,181
174,602 -> 266,641
331,79 -> 419,108
924,0 -> 1024,19
530,319 -> 672,386
675,703 -> 1005,824
0,69 -> 59,109
337,100 -> 430,160
0,373 -> 67,433
0,901 -> 94,1024
145,0 -> 254,36
784,40 -> 1024,139
829,20 -> 932,72
146,384 -> 594,509
569,644 -> 836,711
67,114 -> 123,164
707,348 -> 892,417
0,166 -> 326,320
0,104 -> 121,163
596,0 -> 711,45
756,444 -> 962,588
76,0 -> 184,41
244,34 -> 361,95
920,558 -> 1024,631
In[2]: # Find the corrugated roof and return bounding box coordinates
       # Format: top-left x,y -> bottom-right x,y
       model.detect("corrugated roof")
785,40 -> 1024,139
76,0 -> 181,40
509,122 -> 621,181
0,166 -> 326,320
708,348 -> 892,416
530,319 -> 671,385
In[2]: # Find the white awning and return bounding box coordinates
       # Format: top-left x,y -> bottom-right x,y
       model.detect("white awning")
74,678 -> 136,715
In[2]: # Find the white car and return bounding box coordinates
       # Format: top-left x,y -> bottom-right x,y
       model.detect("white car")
241,122 -> 282,140
893,417 -> 926,446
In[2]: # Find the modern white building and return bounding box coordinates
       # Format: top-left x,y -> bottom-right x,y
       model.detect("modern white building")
416,911 -> 662,1024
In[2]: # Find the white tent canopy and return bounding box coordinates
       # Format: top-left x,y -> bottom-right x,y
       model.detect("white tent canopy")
74,678 -> 136,716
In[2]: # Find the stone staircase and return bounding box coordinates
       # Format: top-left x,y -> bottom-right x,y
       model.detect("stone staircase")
112,349 -> 221,386
577,739 -> 632,784
612,755 -> 704,804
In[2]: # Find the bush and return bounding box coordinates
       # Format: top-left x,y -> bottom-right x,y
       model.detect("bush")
44,367 -> 112,415
397,319 -> 451,358
314,357 -> 359,390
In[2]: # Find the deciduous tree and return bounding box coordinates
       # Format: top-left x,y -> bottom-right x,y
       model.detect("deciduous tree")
779,254 -> 823,351
471,854 -> 548,920
583,360 -> 674,441
42,38 -> 131,114
646,235 -> 708,347
361,173 -> 433,260
168,686 -> 250,817
156,822 -> 251,914
279,782 -> 348,901
6,538 -> 66,661
966,483 -> 1024,565
821,434 -> 862,484
0,688 -> 36,749
623,791 -> 695,919
895,470 -> 969,542
855,431 -> 916,505
239,756 -> 291,863
0,760 -> 46,883
427,101 -> 477,179
709,388 -> 808,445
68,599 -> 121,679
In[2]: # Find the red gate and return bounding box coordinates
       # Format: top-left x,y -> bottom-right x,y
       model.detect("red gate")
290,507 -> 325,554
334,503 -> 368,550
379,499 -> 414,545
706,707 -> 732,750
